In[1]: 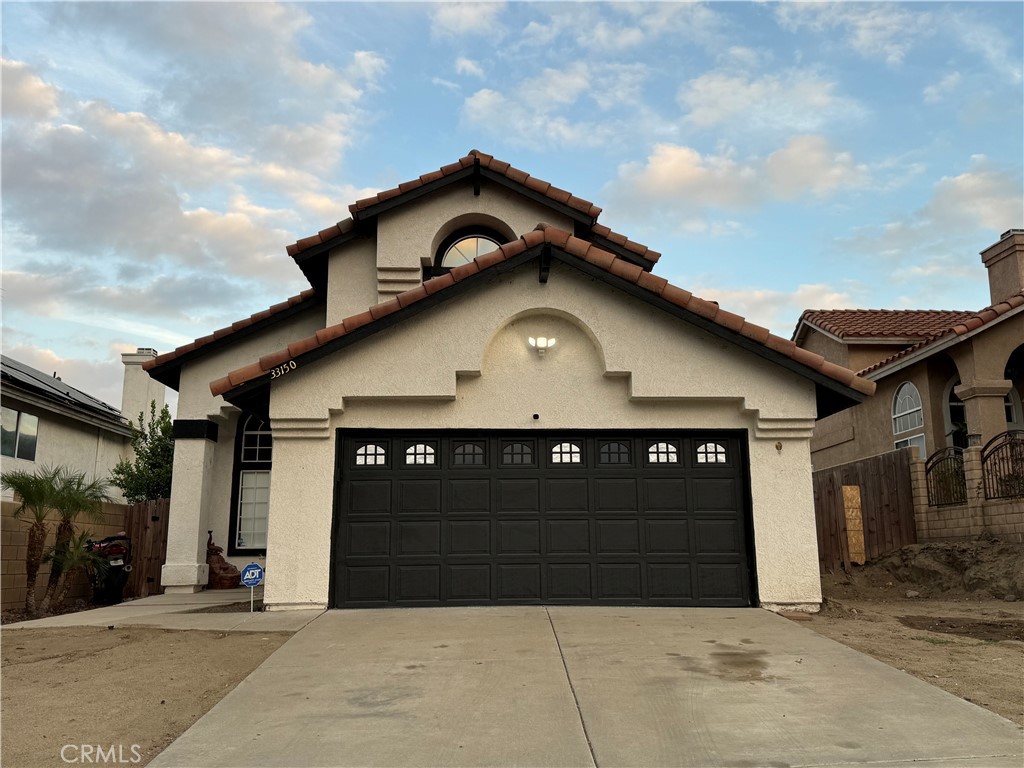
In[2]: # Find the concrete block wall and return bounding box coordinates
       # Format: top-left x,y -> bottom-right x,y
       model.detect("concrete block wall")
1,500 -> 129,612
910,452 -> 1024,543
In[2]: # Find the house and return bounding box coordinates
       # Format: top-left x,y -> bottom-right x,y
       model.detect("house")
1,350 -> 164,495
1,349 -> 166,609
143,150 -> 874,612
794,229 -> 1024,541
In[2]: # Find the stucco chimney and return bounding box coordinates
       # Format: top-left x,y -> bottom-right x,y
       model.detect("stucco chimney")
980,229 -> 1024,305
121,347 -> 166,424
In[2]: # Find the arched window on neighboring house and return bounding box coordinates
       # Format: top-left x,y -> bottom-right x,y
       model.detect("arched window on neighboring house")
892,382 -> 926,454
230,414 -> 272,555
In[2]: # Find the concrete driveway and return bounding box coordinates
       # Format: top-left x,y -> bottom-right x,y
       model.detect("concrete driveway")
151,607 -> 1022,768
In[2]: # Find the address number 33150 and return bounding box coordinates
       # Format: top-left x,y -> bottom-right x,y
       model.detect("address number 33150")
269,361 -> 298,379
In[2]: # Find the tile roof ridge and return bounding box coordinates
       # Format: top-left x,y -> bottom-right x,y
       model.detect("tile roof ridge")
858,290 -> 1024,376
211,227 -> 874,399
144,288 -> 319,372
348,150 -> 602,220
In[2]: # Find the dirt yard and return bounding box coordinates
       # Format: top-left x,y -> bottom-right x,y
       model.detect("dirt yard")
809,536 -> 1024,726
2,538 -> 1021,768
1,626 -> 290,768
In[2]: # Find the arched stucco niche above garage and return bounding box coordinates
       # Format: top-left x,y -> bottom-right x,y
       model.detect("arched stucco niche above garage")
454,308 -> 627,428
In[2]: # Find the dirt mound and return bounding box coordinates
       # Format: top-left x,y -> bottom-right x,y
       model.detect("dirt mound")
823,535 -> 1024,601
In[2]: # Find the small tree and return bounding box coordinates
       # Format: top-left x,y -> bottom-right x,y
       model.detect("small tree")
40,468 -> 111,612
1,466 -> 60,616
50,530 -> 108,610
109,401 -> 174,504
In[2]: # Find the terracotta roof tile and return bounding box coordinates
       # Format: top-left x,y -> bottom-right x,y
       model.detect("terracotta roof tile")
285,152 -> 662,268
286,218 -> 355,258
138,286 -> 318,372
796,309 -> 977,341
346,150 -> 602,221
211,225 -> 874,399
858,291 -> 1024,376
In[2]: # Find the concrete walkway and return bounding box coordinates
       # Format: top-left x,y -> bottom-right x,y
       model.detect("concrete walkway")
150,607 -> 1023,768
3,588 -> 323,633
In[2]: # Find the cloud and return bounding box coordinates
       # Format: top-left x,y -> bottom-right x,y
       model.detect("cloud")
461,61 -> 656,148
518,3 -> 726,52
924,157 -> 1023,231
922,72 -> 962,104
1,59 -> 60,121
686,283 -> 861,336
679,69 -> 866,134
774,3 -> 928,66
951,14 -> 1023,83
432,3 -> 505,37
836,155 -> 1022,303
606,136 -> 869,220
455,57 -> 484,78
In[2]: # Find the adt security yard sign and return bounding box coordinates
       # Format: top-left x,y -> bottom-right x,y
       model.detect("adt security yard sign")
241,563 -> 264,612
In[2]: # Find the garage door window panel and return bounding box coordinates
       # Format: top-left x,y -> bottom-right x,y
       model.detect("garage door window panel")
647,441 -> 679,465
452,441 -> 487,467
599,440 -> 632,466
501,441 -> 535,467
696,442 -> 728,465
354,442 -> 390,468
404,442 -> 437,466
550,441 -> 583,465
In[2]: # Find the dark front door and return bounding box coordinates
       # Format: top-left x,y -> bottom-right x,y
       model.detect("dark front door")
331,431 -> 754,607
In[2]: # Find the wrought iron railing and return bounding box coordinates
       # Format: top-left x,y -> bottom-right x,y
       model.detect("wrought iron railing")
925,447 -> 967,507
982,430 -> 1024,500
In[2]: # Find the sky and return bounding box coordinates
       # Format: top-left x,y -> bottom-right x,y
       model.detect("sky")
2,1 -> 1022,413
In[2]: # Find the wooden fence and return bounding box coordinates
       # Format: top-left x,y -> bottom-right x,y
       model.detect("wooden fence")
813,449 -> 918,573
1,497 -> 169,611
123,498 -> 169,599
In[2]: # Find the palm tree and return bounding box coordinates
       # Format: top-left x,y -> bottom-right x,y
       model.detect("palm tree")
41,469 -> 112,612
0,465 -> 60,616
50,530 -> 108,610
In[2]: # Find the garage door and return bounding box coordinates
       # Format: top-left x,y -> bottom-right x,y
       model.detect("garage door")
331,432 -> 754,607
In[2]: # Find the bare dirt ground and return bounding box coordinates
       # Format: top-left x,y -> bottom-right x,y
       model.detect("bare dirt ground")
1,627 -> 290,768
809,536 -> 1024,726
2,538 -> 1021,768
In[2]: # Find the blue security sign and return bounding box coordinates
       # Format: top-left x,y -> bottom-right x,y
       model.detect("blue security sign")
241,563 -> 264,588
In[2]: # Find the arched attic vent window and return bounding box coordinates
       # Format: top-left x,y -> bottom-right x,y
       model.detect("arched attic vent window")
427,226 -> 508,278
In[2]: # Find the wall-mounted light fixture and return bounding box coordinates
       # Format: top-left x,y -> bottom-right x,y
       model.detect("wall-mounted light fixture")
528,336 -> 556,356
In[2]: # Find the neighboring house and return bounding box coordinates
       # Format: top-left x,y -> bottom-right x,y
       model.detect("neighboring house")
1,350 -> 166,499
794,230 -> 1024,543
144,150 -> 873,613
794,230 -> 1024,468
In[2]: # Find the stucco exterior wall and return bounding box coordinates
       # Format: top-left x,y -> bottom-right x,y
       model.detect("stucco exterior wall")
263,262 -> 821,611
326,238 -> 378,326
0,393 -> 130,502
375,181 -> 574,273
162,305 -> 324,591
799,330 -> 849,368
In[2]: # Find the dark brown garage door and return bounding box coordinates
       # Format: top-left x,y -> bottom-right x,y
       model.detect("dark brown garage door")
331,431 -> 754,607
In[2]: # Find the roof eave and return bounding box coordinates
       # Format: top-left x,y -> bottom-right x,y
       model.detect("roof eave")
145,294 -> 326,392
865,302 -> 1024,381
219,244 -> 868,415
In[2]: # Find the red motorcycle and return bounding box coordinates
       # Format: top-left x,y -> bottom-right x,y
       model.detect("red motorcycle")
85,533 -> 133,605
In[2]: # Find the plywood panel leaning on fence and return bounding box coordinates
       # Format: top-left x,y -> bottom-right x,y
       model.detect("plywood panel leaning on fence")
813,448 -> 918,572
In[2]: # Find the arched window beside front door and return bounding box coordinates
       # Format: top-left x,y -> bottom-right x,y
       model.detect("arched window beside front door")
230,414 -> 271,555
893,382 -> 926,453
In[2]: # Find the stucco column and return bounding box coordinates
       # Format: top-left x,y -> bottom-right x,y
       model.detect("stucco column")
747,430 -> 822,612
263,418 -> 334,610
955,380 -> 1011,447
161,436 -> 216,592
